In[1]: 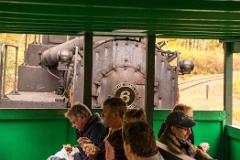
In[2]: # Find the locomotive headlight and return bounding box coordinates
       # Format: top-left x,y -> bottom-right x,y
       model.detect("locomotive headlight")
58,49 -> 73,63
179,60 -> 194,74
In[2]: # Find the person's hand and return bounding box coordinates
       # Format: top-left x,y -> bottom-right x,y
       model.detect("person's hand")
63,144 -> 73,153
77,137 -> 92,147
199,142 -> 210,152
77,137 -> 99,157
82,143 -> 99,157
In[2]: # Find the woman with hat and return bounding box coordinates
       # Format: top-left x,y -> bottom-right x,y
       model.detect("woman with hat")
159,111 -> 214,160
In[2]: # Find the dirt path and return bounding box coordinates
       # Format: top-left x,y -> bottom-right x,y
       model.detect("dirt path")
178,74 -> 240,126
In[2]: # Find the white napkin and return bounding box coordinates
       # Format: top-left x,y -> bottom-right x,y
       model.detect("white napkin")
48,147 -> 79,160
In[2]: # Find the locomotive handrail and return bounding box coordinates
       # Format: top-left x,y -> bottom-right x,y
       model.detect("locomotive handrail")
0,43 -> 19,99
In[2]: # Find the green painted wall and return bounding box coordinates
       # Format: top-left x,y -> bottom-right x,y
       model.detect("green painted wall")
0,109 -> 76,160
0,109 -> 226,160
225,125 -> 240,160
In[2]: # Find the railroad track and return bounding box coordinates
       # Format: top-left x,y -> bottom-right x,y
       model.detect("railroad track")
179,73 -> 240,92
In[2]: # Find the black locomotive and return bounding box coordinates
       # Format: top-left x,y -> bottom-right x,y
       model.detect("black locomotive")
0,35 -> 193,109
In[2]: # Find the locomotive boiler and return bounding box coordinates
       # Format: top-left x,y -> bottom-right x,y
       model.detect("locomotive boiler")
0,35 -> 193,109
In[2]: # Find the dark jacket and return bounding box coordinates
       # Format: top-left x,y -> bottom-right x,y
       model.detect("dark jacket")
159,127 -> 213,160
158,122 -> 194,144
75,113 -> 108,160
107,129 -> 127,160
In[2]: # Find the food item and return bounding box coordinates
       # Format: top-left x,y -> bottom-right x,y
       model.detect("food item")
77,137 -> 92,146
63,144 -> 73,153
82,143 -> 99,157
199,142 -> 210,152
77,137 -> 99,157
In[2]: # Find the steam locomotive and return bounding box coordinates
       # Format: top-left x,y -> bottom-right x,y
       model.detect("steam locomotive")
0,35 -> 193,109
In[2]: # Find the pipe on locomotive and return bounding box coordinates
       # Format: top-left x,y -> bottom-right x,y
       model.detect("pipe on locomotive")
39,36 -> 114,67
40,37 -> 83,67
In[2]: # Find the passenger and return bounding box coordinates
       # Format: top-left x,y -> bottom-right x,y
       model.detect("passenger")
123,108 -> 147,123
64,103 -> 108,160
158,103 -> 194,144
122,121 -> 164,160
102,97 -> 128,160
159,111 -> 214,160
